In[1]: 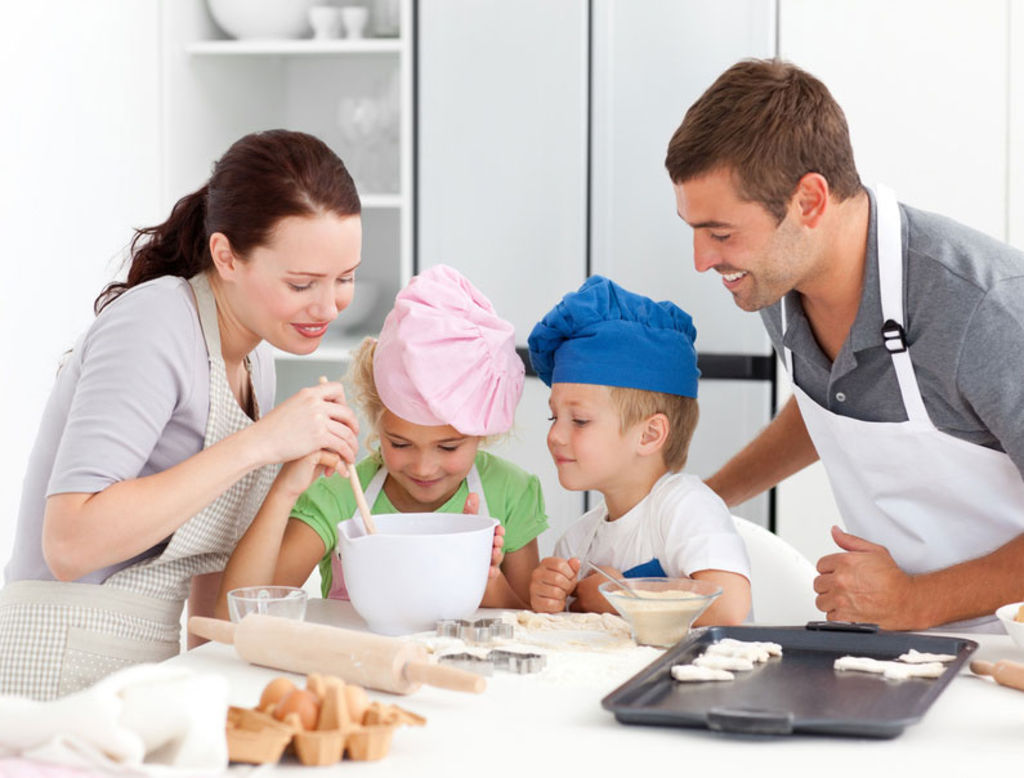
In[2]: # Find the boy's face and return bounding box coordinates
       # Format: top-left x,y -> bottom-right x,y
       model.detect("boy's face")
546,383 -> 639,494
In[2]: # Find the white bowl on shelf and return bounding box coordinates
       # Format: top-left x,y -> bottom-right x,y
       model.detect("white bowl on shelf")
207,0 -> 317,40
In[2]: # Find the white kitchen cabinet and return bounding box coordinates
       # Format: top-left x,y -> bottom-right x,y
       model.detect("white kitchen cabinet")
417,0 -> 779,539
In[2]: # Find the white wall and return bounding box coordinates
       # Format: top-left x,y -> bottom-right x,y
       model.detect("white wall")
774,0 -> 1012,565
0,2 -> 163,570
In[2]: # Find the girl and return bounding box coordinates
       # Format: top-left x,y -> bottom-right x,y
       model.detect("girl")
0,130 -> 362,700
216,265 -> 548,613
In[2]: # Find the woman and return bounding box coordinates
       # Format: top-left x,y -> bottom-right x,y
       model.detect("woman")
0,129 -> 361,700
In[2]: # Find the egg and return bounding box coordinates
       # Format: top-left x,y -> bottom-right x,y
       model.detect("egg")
273,688 -> 321,730
258,677 -> 296,712
344,684 -> 370,724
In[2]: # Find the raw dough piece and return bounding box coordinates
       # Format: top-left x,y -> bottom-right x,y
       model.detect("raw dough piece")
705,638 -> 782,663
834,655 -> 945,680
898,649 -> 956,664
693,653 -> 755,672
671,664 -> 735,682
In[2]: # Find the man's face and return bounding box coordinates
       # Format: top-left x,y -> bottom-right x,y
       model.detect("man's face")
674,169 -> 812,312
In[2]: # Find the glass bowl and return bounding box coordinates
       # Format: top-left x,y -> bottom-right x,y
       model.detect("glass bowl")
995,601 -> 1024,650
227,585 -> 308,623
598,577 -> 722,647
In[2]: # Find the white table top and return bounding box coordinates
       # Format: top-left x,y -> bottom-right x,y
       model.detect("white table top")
167,600 -> 1024,776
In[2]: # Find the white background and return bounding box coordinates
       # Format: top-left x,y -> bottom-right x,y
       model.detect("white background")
2,0 -> 1022,576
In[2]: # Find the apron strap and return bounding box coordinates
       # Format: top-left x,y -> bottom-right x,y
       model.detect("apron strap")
874,185 -> 930,423
188,273 -> 225,368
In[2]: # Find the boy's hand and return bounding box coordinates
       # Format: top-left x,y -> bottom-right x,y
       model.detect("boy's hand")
273,449 -> 342,500
529,556 -> 581,612
572,566 -> 619,614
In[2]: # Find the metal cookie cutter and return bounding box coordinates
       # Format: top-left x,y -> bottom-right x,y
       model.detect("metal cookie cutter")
436,617 -> 514,643
436,652 -> 494,676
487,649 -> 546,674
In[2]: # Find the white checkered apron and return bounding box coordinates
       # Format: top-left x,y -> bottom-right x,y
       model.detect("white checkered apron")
0,273 -> 277,699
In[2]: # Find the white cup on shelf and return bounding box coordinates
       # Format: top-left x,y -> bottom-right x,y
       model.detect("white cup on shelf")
308,5 -> 344,39
341,6 -> 369,39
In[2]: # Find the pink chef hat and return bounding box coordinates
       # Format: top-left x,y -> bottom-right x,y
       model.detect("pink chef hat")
373,265 -> 525,435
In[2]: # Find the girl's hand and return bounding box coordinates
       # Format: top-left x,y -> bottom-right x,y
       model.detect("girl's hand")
248,380 -> 359,467
461,492 -> 505,579
273,449 -> 343,501
489,525 -> 506,579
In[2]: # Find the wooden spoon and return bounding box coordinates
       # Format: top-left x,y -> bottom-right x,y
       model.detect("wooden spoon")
319,376 -> 376,534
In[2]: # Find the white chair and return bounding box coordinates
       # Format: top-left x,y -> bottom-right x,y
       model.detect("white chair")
732,516 -> 822,625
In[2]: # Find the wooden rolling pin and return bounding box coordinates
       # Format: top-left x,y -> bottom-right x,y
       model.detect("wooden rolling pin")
190,614 -> 485,695
970,659 -> 1024,692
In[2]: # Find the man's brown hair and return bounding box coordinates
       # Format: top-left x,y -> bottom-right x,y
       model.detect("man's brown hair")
609,387 -> 699,473
665,59 -> 862,223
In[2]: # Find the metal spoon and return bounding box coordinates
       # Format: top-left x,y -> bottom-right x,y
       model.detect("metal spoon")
584,560 -> 642,598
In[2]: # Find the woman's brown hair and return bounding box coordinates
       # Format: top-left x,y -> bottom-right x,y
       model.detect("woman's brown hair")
95,129 -> 360,312
665,59 -> 862,223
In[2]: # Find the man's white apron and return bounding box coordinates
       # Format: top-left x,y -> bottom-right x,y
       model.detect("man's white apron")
0,273 -> 277,698
784,186 -> 1024,632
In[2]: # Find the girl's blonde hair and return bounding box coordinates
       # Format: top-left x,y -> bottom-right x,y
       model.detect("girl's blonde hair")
348,337 -> 387,458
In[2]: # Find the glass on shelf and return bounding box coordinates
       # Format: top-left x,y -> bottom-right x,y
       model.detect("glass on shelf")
336,70 -> 400,194
372,0 -> 401,38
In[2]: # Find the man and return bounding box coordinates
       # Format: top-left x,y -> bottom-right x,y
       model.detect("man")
667,58 -> 1024,632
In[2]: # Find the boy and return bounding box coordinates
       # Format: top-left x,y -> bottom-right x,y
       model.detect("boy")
527,276 -> 751,624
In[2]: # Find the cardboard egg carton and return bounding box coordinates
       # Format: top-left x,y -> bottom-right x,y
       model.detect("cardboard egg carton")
226,672 -> 426,765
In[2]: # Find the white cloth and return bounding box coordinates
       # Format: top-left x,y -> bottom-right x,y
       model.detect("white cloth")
0,664 -> 227,776
553,473 -> 750,579
784,185 -> 1024,633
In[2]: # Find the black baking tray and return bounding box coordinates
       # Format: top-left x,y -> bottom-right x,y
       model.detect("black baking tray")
601,624 -> 977,738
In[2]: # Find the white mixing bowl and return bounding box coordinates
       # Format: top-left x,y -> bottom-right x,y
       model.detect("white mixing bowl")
337,512 -> 498,635
207,0 -> 317,40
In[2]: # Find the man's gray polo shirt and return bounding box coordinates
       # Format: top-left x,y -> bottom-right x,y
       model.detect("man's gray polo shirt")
760,188 -> 1024,475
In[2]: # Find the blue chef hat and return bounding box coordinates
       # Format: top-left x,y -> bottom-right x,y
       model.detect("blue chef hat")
527,276 -> 700,397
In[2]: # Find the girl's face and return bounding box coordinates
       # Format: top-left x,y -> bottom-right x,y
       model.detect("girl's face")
217,213 -> 363,355
378,410 -> 480,513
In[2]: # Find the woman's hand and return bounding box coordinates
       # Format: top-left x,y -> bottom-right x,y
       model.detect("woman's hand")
247,380 -> 359,467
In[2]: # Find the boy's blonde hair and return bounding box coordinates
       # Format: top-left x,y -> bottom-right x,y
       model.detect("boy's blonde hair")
609,386 -> 699,473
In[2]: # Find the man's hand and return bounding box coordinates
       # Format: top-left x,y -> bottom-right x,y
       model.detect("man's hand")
529,557 -> 580,613
815,526 -> 920,629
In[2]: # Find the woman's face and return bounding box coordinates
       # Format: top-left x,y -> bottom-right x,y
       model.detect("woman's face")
378,410 -> 481,513
216,212 -> 363,355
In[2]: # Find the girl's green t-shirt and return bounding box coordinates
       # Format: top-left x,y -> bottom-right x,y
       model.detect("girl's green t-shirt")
289,450 -> 549,597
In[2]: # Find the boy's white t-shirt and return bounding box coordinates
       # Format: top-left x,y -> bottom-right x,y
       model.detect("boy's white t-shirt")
553,472 -> 751,579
